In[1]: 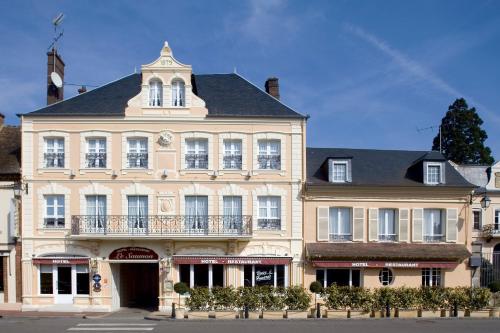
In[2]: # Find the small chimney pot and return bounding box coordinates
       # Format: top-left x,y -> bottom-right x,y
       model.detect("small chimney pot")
78,86 -> 87,94
265,77 -> 280,100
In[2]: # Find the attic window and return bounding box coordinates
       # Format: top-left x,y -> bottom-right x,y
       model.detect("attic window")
328,159 -> 351,183
172,79 -> 185,107
149,79 -> 163,107
425,162 -> 445,185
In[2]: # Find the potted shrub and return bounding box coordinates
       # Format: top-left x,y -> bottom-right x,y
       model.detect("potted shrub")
284,286 -> 311,319
321,285 -> 350,318
185,287 -> 212,319
173,282 -> 189,318
212,286 -> 238,319
418,287 -> 446,318
393,287 -> 418,318
466,287 -> 492,318
347,287 -> 372,318
260,286 -> 285,319
309,281 -> 323,318
236,286 -> 261,319
373,287 -> 396,318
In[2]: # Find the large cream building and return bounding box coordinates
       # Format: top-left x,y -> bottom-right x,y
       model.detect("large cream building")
20,43 -> 306,311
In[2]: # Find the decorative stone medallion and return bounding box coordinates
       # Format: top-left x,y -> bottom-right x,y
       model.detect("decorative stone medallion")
158,130 -> 174,147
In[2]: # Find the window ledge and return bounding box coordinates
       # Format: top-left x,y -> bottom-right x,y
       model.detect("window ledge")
37,168 -> 69,174
37,227 -> 69,233
79,168 -> 112,175
121,169 -> 154,175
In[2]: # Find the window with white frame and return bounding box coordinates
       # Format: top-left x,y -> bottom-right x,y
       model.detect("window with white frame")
257,139 -> 281,170
329,207 -> 352,241
422,268 -> 442,287
86,138 -> 106,168
179,264 -> 224,288
426,163 -> 443,184
258,196 -> 281,230
44,138 -> 65,168
149,79 -> 163,107
243,265 -> 286,287
379,268 -> 394,286
223,196 -> 242,230
44,195 -> 65,228
315,269 -> 361,288
378,209 -> 397,241
85,195 -> 106,232
127,196 -> 148,231
171,79 -> 185,107
76,265 -> 90,295
127,138 -> 148,168
423,209 -> 444,242
223,139 -> 242,169
331,161 -> 347,182
185,196 -> 208,231
473,209 -> 482,230
185,138 -> 208,169
39,265 -> 53,294
495,210 -> 500,231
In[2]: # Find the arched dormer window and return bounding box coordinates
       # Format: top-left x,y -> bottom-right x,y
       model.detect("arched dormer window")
171,79 -> 185,107
149,79 -> 163,107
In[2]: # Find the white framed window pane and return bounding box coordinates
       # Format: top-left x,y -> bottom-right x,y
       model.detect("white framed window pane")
427,165 -> 441,183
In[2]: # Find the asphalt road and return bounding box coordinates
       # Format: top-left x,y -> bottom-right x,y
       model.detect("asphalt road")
0,315 -> 498,333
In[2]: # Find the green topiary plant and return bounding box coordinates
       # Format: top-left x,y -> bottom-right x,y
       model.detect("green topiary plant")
393,287 -> 418,310
173,282 -> 190,309
309,281 -> 323,310
284,286 -> 311,311
185,287 -> 212,311
211,286 -> 237,311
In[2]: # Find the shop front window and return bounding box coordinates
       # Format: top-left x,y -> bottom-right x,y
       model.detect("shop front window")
316,268 -> 361,288
178,264 -> 224,288
243,265 -> 286,287
76,265 -> 90,295
422,268 -> 442,287
39,265 -> 53,294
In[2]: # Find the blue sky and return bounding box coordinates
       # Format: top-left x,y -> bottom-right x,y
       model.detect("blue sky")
1,0 -> 499,159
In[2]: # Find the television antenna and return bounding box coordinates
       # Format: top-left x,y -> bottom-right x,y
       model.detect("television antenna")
416,124 -> 442,154
47,13 -> 65,51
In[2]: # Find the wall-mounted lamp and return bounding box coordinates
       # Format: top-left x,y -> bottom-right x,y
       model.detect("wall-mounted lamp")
481,195 -> 491,209
162,169 -> 168,179
111,170 -> 118,179
13,181 -> 28,196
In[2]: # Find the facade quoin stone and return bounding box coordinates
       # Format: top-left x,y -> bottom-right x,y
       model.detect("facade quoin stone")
17,42 -> 476,312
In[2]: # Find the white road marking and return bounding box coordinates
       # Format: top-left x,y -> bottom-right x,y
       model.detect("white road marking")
67,323 -> 156,331
76,324 -> 156,326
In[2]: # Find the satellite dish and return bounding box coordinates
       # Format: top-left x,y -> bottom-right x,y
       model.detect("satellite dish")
50,72 -> 63,88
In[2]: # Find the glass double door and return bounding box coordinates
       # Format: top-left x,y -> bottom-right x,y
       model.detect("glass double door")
54,266 -> 72,304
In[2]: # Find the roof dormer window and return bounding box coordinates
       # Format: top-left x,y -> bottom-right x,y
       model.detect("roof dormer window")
172,79 -> 185,107
425,162 -> 445,185
328,159 -> 351,183
149,79 -> 163,107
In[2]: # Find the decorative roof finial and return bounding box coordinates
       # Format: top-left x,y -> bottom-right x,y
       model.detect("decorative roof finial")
161,41 -> 172,56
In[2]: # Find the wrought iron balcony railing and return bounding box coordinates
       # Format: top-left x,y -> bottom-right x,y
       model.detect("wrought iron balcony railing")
423,235 -> 445,243
127,153 -> 148,168
44,218 -> 65,228
223,154 -> 242,169
71,215 -> 252,237
378,234 -> 398,242
257,218 -> 281,230
86,153 -> 107,168
185,154 -> 209,169
329,234 -> 352,242
257,154 -> 281,170
44,153 -> 65,168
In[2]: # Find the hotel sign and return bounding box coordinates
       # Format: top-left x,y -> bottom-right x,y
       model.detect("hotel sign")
33,258 -> 89,265
313,261 -> 458,269
173,256 -> 292,265
109,247 -> 159,260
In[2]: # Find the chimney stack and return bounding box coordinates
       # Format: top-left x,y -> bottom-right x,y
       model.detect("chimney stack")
265,77 -> 280,100
47,48 -> 65,105
78,86 -> 87,94
0,113 -> 4,127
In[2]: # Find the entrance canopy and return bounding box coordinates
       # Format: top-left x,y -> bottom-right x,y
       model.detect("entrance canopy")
173,256 -> 292,265
33,255 -> 89,265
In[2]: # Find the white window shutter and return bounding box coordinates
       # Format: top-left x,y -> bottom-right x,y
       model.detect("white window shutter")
368,208 -> 378,242
423,162 -> 428,184
440,163 -> 446,184
412,208 -> 423,242
317,207 -> 329,241
446,208 -> 458,242
353,207 -> 365,241
346,160 -> 352,182
398,209 -> 409,242
328,160 -> 333,183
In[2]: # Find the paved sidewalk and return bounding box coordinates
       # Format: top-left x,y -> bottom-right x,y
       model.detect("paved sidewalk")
0,309 -> 109,318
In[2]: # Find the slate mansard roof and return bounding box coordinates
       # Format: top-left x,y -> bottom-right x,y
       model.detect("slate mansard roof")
306,147 -> 474,188
24,73 -> 305,119
0,125 -> 21,178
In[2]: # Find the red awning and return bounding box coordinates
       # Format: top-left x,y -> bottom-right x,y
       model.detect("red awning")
312,261 -> 458,269
173,256 -> 292,265
33,257 -> 90,265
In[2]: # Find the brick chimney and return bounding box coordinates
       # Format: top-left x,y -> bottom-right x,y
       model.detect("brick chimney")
265,77 -> 280,100
78,86 -> 87,94
47,48 -> 65,105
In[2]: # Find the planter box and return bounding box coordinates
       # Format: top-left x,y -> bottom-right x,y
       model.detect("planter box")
262,311 -> 285,319
395,309 -> 418,318
489,308 -> 499,318
467,310 -> 491,318
324,310 -> 348,318
370,310 -> 385,318
187,311 -> 209,319
418,310 -> 445,318
349,310 -> 371,319
285,310 -> 309,319
214,311 -> 238,319
174,308 -> 186,319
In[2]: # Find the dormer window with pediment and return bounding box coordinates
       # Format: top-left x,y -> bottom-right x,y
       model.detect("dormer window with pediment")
172,79 -> 185,107
149,79 -> 163,107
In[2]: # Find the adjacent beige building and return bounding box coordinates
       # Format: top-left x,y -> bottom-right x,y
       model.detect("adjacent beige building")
20,43 -> 306,311
303,148 -> 474,289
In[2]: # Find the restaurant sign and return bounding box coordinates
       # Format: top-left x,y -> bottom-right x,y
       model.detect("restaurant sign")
109,247 -> 159,260
33,257 -> 90,265
312,261 -> 458,269
173,256 -> 292,265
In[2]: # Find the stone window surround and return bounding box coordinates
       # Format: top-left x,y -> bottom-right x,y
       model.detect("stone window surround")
120,183 -> 155,216
121,131 -> 154,173
217,184 -> 249,216
38,131 -> 70,172
79,183 -> 113,216
79,131 -> 112,172
180,132 -> 214,172
218,133 -> 248,172
179,184 -> 215,216
37,183 -> 71,230
253,133 -> 286,175
142,73 -> 192,109
252,184 -> 287,231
